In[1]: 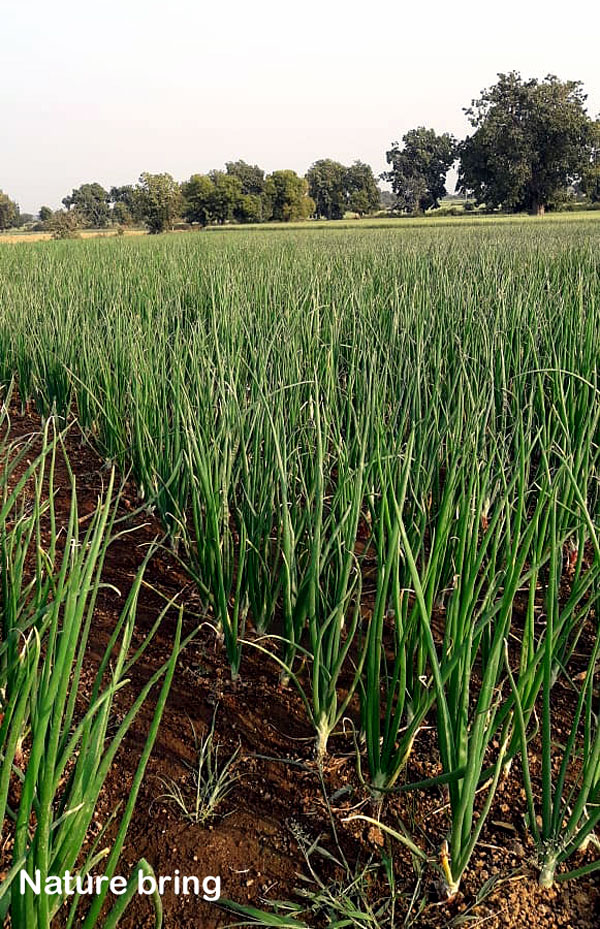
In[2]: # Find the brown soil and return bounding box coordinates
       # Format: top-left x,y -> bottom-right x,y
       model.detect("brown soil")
1,403 -> 599,929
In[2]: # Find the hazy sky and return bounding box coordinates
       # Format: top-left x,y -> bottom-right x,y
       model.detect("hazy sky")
2,0 -> 599,213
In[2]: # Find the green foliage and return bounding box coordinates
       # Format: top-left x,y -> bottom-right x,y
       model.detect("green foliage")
181,174 -> 215,226
225,160 -> 266,196
111,201 -> 132,225
382,128 -> 456,212
458,72 -> 594,214
306,159 -> 347,219
0,426 -> 180,928
345,160 -> 380,214
137,172 -> 182,233
378,189 -> 395,210
236,193 -> 264,223
109,184 -> 144,224
264,170 -> 314,221
307,159 -> 380,218
0,190 -> 20,230
579,119 -> 600,202
207,170 -> 245,224
2,217 -> 600,902
182,172 -> 264,225
48,209 -> 81,239
183,161 -> 318,226
62,183 -> 111,227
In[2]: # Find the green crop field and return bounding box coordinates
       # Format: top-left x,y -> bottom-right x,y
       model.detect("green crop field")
1,213 -> 600,924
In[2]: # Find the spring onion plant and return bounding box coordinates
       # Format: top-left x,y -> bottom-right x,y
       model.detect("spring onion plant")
508,483 -> 600,887
0,429 -> 181,928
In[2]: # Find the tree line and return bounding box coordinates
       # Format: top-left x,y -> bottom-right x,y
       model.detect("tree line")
1,72 -> 599,235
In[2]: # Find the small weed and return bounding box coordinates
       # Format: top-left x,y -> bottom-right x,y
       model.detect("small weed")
157,707 -> 241,825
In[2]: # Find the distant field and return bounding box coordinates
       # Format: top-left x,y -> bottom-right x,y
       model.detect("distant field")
1,208 -> 599,243
200,208 -> 600,233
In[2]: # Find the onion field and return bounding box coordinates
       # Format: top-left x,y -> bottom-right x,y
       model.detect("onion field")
1,216 -> 600,926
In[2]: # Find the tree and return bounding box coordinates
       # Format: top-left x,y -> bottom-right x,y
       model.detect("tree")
62,183 -> 110,227
136,173 -> 182,233
110,185 -> 144,224
208,171 -> 244,224
458,72 -> 593,215
181,174 -> 214,226
111,202 -> 133,226
307,160 -> 347,219
264,170 -> 315,221
579,119 -> 600,203
48,210 -> 81,239
39,206 -> 53,224
235,194 -> 264,224
382,128 -> 456,213
225,160 -> 266,196
345,161 -> 380,215
307,159 -> 379,219
183,172 -> 266,226
0,191 -> 20,231
379,189 -> 395,210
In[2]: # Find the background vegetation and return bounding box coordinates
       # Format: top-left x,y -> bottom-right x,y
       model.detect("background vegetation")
1,72 -> 599,235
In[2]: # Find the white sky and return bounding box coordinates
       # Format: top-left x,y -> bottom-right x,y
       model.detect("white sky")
2,0 -> 599,212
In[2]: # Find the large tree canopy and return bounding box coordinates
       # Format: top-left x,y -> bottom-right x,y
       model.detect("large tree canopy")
181,174 -> 215,226
264,171 -> 314,222
382,128 -> 456,213
225,160 -> 266,197
62,183 -> 111,227
307,160 -> 380,219
458,72 -> 594,215
0,190 -> 20,230
579,120 -> 600,203
109,185 -> 144,225
182,172 -> 265,226
345,161 -> 380,215
306,160 -> 347,219
137,173 -> 182,233
207,171 -> 245,224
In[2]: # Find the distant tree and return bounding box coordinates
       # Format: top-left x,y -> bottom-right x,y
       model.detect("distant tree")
109,185 -> 144,224
579,119 -> 600,203
235,193 -> 264,224
458,73 -> 593,215
39,206 -> 53,223
0,191 -> 20,230
225,160 -> 266,196
109,185 -> 134,205
181,174 -> 215,226
111,202 -> 133,225
382,128 -> 456,213
306,160 -> 347,219
264,170 -> 315,221
137,172 -> 182,233
48,210 -> 81,239
208,171 -> 244,224
378,189 -> 395,210
62,183 -> 111,227
345,161 -> 380,215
